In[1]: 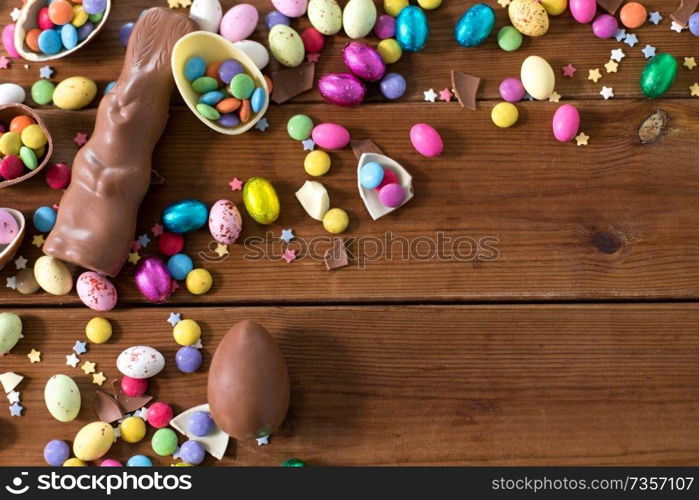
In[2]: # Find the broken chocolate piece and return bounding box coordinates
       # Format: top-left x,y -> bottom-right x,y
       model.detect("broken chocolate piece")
92,389 -> 125,423
112,379 -> 153,413
350,139 -> 384,161
596,0 -> 625,14
324,238 -> 349,271
450,70 -> 480,110
271,63 -> 315,104
638,109 -> 668,144
670,0 -> 699,27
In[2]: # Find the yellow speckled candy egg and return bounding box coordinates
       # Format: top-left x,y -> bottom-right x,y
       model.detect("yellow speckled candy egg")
384,0 -> 408,17
268,25 -> 305,68
509,0 -> 550,37
173,318 -> 201,345
377,38 -> 402,64
34,255 -> 73,295
243,177 -> 280,224
53,76 -> 98,110
73,422 -> 115,461
186,268 -> 213,295
85,317 -> 112,344
44,374 -> 81,422
63,458 -> 87,467
540,0 -> 568,16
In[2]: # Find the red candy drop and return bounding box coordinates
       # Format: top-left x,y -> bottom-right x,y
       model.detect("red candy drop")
120,376 -> 148,397
45,162 -> 71,189
146,401 -> 173,428
157,232 -> 184,256
300,27 -> 325,54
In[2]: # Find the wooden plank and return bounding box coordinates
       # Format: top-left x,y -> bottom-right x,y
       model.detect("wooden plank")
1,0 -> 697,103
1,304 -> 698,466
3,99 -> 699,305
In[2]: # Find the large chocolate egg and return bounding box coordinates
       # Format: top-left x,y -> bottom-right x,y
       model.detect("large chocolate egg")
318,72 -> 366,106
207,320 -> 290,440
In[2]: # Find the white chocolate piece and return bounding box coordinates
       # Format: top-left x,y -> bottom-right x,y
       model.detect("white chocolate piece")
295,181 -> 330,221
0,372 -> 23,393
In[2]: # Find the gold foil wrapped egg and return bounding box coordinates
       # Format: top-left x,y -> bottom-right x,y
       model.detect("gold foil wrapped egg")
243,177 -> 280,225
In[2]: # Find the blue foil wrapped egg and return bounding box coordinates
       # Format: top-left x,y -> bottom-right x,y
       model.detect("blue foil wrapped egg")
395,6 -> 429,52
162,199 -> 208,234
454,4 -> 495,48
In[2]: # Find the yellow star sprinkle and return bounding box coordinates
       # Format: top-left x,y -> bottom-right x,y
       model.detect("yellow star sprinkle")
178,0 -> 192,7
497,0 -> 511,7
690,83 -> 699,96
81,361 -> 96,375
588,68 -> 602,83
214,243 -> 229,257
128,252 -> 141,265
27,349 -> 41,363
548,91 -> 561,103
167,0 -> 179,8
575,132 -> 590,146
32,234 -> 45,247
684,57 -> 696,70
92,372 -> 106,386
604,60 -> 618,73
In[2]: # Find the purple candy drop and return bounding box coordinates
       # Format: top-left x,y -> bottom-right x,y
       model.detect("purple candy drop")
218,59 -> 244,84
498,77 -> 525,102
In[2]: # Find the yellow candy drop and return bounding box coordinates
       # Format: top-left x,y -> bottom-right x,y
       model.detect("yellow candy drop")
20,124 -> 47,149
377,39 -> 402,64
119,417 -> 147,444
186,269 -> 212,295
85,317 -> 112,344
491,102 -> 519,128
384,0 -> 409,17
322,208 -> 349,234
173,319 -> 201,346
417,0 -> 442,9
304,150 -> 331,176
63,458 -> 87,467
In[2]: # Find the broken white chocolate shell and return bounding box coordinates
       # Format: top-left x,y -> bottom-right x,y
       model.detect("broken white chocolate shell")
295,181 -> 330,221
357,153 -> 414,220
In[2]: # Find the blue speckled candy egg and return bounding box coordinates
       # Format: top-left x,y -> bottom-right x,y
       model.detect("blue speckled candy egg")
454,4 -> 495,47
162,199 -> 208,234
395,6 -> 429,52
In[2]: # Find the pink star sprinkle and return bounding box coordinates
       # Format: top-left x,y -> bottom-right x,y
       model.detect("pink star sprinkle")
151,223 -> 164,236
282,249 -> 296,263
562,64 -> 576,77
438,88 -> 453,102
229,177 -> 243,191
131,241 -> 141,252
74,132 -> 88,147
171,280 -> 180,291
306,53 -> 320,63
0,56 -> 10,70
52,204 -> 59,211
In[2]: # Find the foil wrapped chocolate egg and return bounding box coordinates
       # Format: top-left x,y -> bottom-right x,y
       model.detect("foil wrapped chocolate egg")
640,53 -> 677,99
243,177 -> 280,225
454,3 -> 495,47
162,199 -> 208,234
318,72 -> 366,106
134,256 -> 173,303
207,320 -> 290,440
395,5 -> 429,52
342,42 -> 386,82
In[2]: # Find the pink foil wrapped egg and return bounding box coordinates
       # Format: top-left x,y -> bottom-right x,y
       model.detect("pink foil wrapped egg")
552,104 -> 580,142
209,199 -> 243,245
569,0 -> 597,24
2,24 -> 19,58
76,271 -> 118,312
311,123 -> 351,150
409,123 -> 443,158
342,42 -> 386,82
318,72 -> 366,106
134,256 -> 173,303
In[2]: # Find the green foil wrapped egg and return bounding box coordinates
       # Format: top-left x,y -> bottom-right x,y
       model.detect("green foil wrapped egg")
640,53 -> 678,99
243,177 -> 280,225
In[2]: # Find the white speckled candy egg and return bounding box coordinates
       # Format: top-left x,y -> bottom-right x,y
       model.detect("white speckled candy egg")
272,0 -> 308,18
343,0 -> 377,39
520,55 -> 555,100
0,312 -> 22,355
209,199 -> 243,245
0,83 -> 26,105
308,0 -> 342,35
76,272 -> 117,312
117,346 -> 165,379
233,40 -> 270,70
44,374 -> 81,422
268,25 -> 305,67
73,422 -> 115,461
34,255 -> 73,296
189,0 -> 223,32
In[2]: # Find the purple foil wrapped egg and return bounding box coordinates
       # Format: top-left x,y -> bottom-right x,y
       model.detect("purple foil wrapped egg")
342,42 -> 386,82
134,257 -> 173,303
318,72 -> 366,107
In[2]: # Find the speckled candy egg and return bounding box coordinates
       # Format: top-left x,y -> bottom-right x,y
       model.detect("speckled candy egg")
44,374 -> 81,422
34,256 -> 73,296
209,199 -> 243,245
134,256 -> 173,303
162,199 -> 208,234
272,0 -> 308,17
220,4 -> 258,43
508,0 -> 549,37
318,73 -> 366,106
454,4 -> 495,47
76,272 -> 117,312
243,177 -> 280,225
410,123 -> 443,157
233,40 -> 270,70
343,42 -> 386,82
312,123 -> 351,149
73,422 -> 114,461
552,104 -> 580,142
53,77 -> 98,110
308,0 -> 342,35
0,312 -> 22,355
189,0 -> 223,32
117,346 -> 165,379
268,25 -> 305,67
569,0 -> 596,23
395,6 -> 429,52
343,0 -> 378,39
520,55 -> 555,100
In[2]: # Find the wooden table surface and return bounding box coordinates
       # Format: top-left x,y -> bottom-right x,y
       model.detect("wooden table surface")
1,0 -> 699,466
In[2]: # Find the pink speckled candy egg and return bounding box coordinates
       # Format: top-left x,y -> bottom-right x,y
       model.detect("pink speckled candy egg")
591,14 -> 618,39
318,72 -> 366,106
569,0 -> 597,24
379,183 -> 406,208
552,104 -> 580,142
374,14 -> 396,39
271,0 -> 308,18
209,199 -> 243,245
2,24 -> 19,58
134,256 -> 173,303
76,271 -> 118,312
311,123 -> 350,150
343,42 -> 386,82
410,123 -> 443,157
220,4 -> 259,43
100,459 -> 122,467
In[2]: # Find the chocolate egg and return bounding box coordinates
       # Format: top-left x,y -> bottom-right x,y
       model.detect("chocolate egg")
343,42 -> 386,82
207,320 -> 290,440
243,177 -> 280,225
395,5 -> 429,52
318,72 -> 366,106
454,3 -> 495,47
162,199 -> 208,234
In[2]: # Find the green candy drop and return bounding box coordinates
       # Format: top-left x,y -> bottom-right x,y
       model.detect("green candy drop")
640,53 -> 678,99
281,458 -> 306,467
286,114 -> 313,141
31,79 -> 55,105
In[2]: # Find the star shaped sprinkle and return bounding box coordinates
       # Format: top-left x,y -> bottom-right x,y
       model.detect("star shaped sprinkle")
690,82 -> 699,96
93,372 -> 107,386
167,312 -> 181,327
575,132 -> 589,146
9,402 -> 23,417
588,68 -> 602,83
282,249 -> 297,264
649,11 -> 662,24
73,340 -> 87,355
27,349 -> 41,363
256,436 -> 269,446
132,241 -> 142,253
66,353 -> 80,368
624,33 -> 638,47
14,256 -> 27,270
684,57 -> 696,70
0,57 -> 9,70
671,21 -> 684,33
600,86 -> 615,100
497,0 -> 510,6
255,117 -> 269,131
192,339 -> 203,349
614,28 -> 626,41
214,243 -> 229,257
228,177 -> 243,191
562,64 -> 576,77
6,276 -> 16,290
548,91 -> 561,103
423,88 -> 437,102
179,0 -> 192,6
81,361 -> 96,375
167,0 -> 179,8
610,48 -> 625,62
74,132 -> 88,147
151,223 -> 164,237
137,234 -> 151,248
302,138 -> 315,151
280,229 -> 295,243
7,391 -> 20,404
306,53 -> 320,63
10,7 -> 21,21
642,44 -> 656,59
134,407 -> 148,420
438,88 -> 453,102
128,252 -> 141,265
604,60 -> 619,73
39,65 -> 54,79
32,234 -> 45,248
